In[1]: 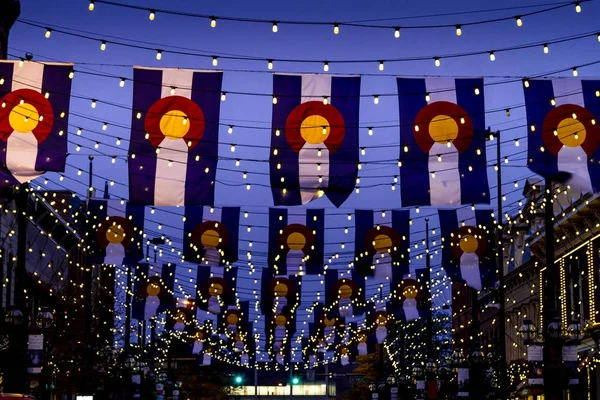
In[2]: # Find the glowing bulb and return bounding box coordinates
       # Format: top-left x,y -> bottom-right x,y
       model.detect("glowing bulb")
228,126 -> 233,134
267,60 -> 273,70
514,139 -> 520,147
572,67 -> 578,77
235,159 -> 240,166
119,78 -> 125,87
149,10 -> 155,20
221,92 -> 227,101
425,93 -> 430,102
100,41 -> 106,51
91,99 -> 97,108
111,156 -> 116,164
116,138 -> 121,145
489,52 -> 495,61
156,50 -> 162,60
368,127 -> 373,136
394,27 -> 400,38
474,87 -> 480,95
378,61 -> 384,71
231,144 -> 236,152
136,111 -> 142,119
322,126 -> 327,135
323,96 -> 328,105
523,79 -> 530,88
323,62 -> 329,72
543,44 -> 549,54
334,24 -> 340,34
0,78 -> 3,85
455,25 -> 462,36
575,2 -> 581,13
210,17 -> 217,27
434,57 -> 440,67
373,95 -> 379,105
212,57 -> 218,67
272,96 -> 278,105
102,122 -> 108,131
437,155 -> 442,162
45,29 -> 52,39
596,89 -> 600,97
361,147 -> 366,155
88,1 -> 95,11
69,70 -> 75,79
169,87 -> 176,95
515,17 -> 523,27
272,22 -> 278,32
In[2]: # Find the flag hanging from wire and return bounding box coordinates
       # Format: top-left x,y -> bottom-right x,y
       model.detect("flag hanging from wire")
397,77 -> 489,207
388,267 -> 431,322
132,263 -> 175,321
525,78 -> 600,193
195,264 -> 238,315
0,61 -> 72,189
270,74 -> 360,207
128,67 -> 222,206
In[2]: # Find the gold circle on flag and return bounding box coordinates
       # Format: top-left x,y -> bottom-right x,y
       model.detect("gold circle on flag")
226,313 -> 239,325
403,284 -> 418,300
339,284 -> 353,299
147,282 -> 161,296
274,282 -> 289,297
376,315 -> 387,326
9,103 -> 40,133
201,229 -> 220,248
429,114 -> 458,143
175,310 -> 186,322
373,234 -> 393,253
459,235 -> 478,253
275,314 -> 287,326
300,115 -> 330,144
324,316 -> 336,326
287,232 -> 306,251
210,282 -> 224,295
557,118 -> 586,147
160,109 -> 190,140
106,223 -> 126,244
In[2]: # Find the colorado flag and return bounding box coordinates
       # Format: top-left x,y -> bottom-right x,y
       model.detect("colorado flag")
525,79 -> 600,192
270,74 -> 360,207
132,263 -> 175,321
268,207 -> 325,276
397,78 -> 489,206
128,67 -> 222,206
439,208 -> 496,291
0,61 -> 72,188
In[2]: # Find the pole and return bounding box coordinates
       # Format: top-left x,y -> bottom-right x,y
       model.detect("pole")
84,156 -> 94,344
125,264 -> 132,352
470,288 -> 481,400
325,363 -> 329,399
425,218 -> 435,400
543,176 -> 562,400
289,365 -> 293,398
254,365 -> 258,400
495,132 -> 507,400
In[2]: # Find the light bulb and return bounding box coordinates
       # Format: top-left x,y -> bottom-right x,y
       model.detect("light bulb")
455,25 -> 462,36
102,122 -> 108,130
596,89 -> 600,97
572,67 -> 578,77
394,27 -> 400,38
361,148 -> 366,155
515,17 -> 523,27
425,93 -> 430,102
77,128 -> 82,135
489,52 -> 495,61
221,92 -> 227,101
116,138 -> 121,145
212,57 -> 218,67
228,126 -> 233,134
322,96 -> 328,105
236,159 -> 240,166
523,79 -> 530,88
437,155 -> 442,162
368,127 -> 373,136
272,96 -> 278,105
474,87 -> 480,95
373,95 -> 379,104
149,10 -> 155,21
210,17 -> 217,28
514,139 -> 520,147
119,78 -> 125,87
322,126 -> 327,135
550,98 -> 556,106
88,1 -> 95,11
231,144 -> 236,152
45,29 -> 52,39
323,62 -> 329,72
272,22 -> 278,32
170,87 -> 176,95
69,70 -> 74,79
378,61 -> 384,71
91,99 -> 97,108
505,109 -> 511,116
100,41 -> 107,51
575,2 -> 581,13
543,44 -> 549,54
156,50 -> 162,60
434,57 -> 440,67
267,60 -> 273,70
334,24 -> 340,35
111,156 -> 116,164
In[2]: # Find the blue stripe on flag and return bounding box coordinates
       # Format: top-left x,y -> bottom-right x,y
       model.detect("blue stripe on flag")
186,72 -> 222,204
354,210 -> 374,275
525,80 -> 559,179
129,68 -> 162,205
221,207 -> 240,264
183,205 -> 204,261
474,209 -> 497,288
271,75 -> 302,205
327,76 -> 360,208
582,80 -> 600,187
158,263 -> 176,315
268,208 -> 288,274
392,210 -> 411,276
397,78 -> 430,206
0,63 -> 16,182
306,209 -> 325,275
132,263 -> 150,321
455,78 -> 489,204
438,209 -> 461,283
195,264 -> 212,311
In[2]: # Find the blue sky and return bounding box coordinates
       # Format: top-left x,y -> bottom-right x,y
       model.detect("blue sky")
7,0 -> 600,364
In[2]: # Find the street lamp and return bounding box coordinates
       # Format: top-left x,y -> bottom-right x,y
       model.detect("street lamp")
547,317 -> 562,339
5,308 -> 24,326
471,348 -> 485,364
518,319 -> 538,343
35,308 -> 54,330
567,320 -> 583,342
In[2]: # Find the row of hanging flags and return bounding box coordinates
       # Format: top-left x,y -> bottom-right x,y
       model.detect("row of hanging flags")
2,60 -> 600,205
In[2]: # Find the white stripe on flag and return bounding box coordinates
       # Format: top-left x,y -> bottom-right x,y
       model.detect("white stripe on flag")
154,138 -> 188,206
428,142 -> 461,206
161,69 -> 194,99
299,144 -> 329,204
425,78 -> 457,104
105,242 -> 126,265
460,252 -> 482,290
6,63 -> 45,183
301,75 -> 332,103
206,206 -> 222,222
552,79 -> 584,107
403,299 -> 420,321
287,211 -> 306,225
144,295 -> 160,320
